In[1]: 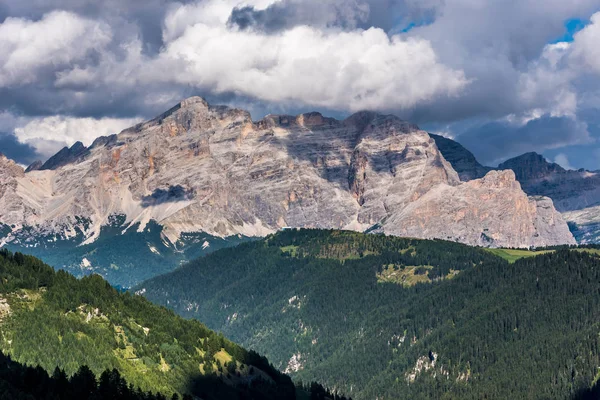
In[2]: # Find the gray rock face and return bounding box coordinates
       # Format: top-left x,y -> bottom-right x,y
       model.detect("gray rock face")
24,160 -> 43,173
497,152 -> 600,212
0,98 -> 575,248
374,170 -> 574,248
0,154 -> 24,195
433,136 -> 600,244
40,141 -> 89,170
497,152 -> 600,243
0,154 -> 30,228
430,134 -> 492,181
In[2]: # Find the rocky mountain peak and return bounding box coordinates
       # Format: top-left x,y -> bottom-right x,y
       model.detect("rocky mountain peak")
473,169 -> 522,190
296,112 -> 335,127
0,154 -> 24,207
0,154 -> 24,177
150,96 -> 210,121
343,110 -> 378,129
0,97 -> 575,248
24,160 -> 43,173
89,134 -> 118,151
495,152 -> 600,243
498,152 -> 565,181
376,168 -> 574,248
179,96 -> 209,109
421,134 -> 600,245
40,141 -> 89,171
118,96 -> 253,144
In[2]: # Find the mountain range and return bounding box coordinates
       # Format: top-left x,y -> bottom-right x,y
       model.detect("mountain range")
1,97 -> 600,399
0,97 -> 579,285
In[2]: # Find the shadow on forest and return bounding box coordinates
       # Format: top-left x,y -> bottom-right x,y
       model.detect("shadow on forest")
572,382 -> 600,400
184,371 -> 297,400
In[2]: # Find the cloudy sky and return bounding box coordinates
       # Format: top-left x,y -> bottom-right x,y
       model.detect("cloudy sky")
0,0 -> 599,169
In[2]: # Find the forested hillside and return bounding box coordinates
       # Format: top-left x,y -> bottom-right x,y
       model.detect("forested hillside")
0,248 -> 332,400
0,350 -> 186,400
140,229 -> 600,399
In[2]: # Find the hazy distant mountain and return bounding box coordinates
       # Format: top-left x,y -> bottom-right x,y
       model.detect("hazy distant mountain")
498,152 -> 567,181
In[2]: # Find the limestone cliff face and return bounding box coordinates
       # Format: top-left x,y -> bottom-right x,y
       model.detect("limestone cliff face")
431,134 -> 600,244
496,152 -> 600,243
0,154 -> 24,192
497,153 -> 600,213
0,155 -> 32,228
374,170 -> 574,248
0,98 -> 575,247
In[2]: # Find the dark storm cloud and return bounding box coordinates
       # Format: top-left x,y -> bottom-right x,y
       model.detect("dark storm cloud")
228,1 -> 369,32
0,132 -> 40,165
0,0 -> 599,168
0,86 -> 185,120
227,0 -> 441,33
457,115 -> 593,166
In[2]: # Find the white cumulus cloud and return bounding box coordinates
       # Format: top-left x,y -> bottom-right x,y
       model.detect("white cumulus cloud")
13,116 -> 140,159
154,21 -> 468,112
0,11 -> 112,87
554,153 -> 576,170
571,12 -> 600,74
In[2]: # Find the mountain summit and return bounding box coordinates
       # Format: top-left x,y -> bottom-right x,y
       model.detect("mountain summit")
498,152 -> 566,181
0,97 -> 574,251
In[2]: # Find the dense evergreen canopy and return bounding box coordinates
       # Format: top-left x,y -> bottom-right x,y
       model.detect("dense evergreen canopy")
0,351 -> 191,400
140,229 -> 600,399
0,248 -> 342,400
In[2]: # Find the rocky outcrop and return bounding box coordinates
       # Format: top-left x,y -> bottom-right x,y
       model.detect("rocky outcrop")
0,154 -> 24,199
431,134 -> 600,244
496,152 -> 600,212
495,152 -> 600,243
375,170 -> 574,248
0,97 -> 575,248
0,154 -> 33,230
430,134 -> 492,181
40,141 -> 89,170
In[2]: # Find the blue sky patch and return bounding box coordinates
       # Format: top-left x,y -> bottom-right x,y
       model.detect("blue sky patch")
396,15 -> 436,34
552,18 -> 587,43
